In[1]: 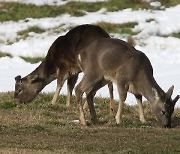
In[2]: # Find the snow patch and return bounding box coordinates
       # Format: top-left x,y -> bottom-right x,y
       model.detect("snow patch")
150,1 -> 161,7
0,0 -> 107,6
0,3 -> 180,107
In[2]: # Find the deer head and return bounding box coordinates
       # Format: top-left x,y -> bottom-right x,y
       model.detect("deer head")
152,86 -> 179,128
14,74 -> 45,103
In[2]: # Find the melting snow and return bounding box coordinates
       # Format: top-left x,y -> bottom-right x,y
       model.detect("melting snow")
0,1 -> 180,107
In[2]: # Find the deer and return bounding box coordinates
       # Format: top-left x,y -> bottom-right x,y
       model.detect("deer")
75,38 -> 179,128
14,24 -> 115,114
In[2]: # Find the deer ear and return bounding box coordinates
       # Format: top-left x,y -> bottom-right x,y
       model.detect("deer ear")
31,74 -> 39,83
15,75 -> 21,82
166,85 -> 174,98
173,95 -> 179,106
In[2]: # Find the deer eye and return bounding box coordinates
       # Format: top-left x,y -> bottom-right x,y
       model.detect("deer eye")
161,110 -> 166,115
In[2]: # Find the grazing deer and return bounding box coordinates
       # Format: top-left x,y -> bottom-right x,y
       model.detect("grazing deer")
14,24 -> 115,113
75,38 -> 179,128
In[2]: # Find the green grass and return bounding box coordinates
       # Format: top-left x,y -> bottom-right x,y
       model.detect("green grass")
146,18 -> 156,22
158,0 -> 180,7
96,22 -> 139,35
20,56 -> 43,64
0,2 -> 66,22
0,52 -> 43,64
0,92 -> 180,153
2,0 -> 179,22
17,26 -> 45,39
172,32 -> 180,38
65,0 -> 152,14
0,52 -> 12,58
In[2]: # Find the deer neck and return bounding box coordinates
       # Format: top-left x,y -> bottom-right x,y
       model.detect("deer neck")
141,76 -> 165,104
31,58 -> 56,85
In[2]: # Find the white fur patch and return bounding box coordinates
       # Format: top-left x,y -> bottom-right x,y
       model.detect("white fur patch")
78,54 -> 82,63
152,88 -> 160,100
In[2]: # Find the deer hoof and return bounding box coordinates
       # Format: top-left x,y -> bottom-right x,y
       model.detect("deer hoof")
140,118 -> 147,123
51,102 -> 56,106
92,118 -> 98,125
79,113 -> 87,126
80,119 -> 87,126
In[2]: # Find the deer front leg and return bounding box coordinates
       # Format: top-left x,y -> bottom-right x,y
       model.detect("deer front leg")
66,74 -> 78,107
135,94 -> 146,123
51,69 -> 67,105
115,84 -> 127,124
108,82 -> 115,115
51,83 -> 62,105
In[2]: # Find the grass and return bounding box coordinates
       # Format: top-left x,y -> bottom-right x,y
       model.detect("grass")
172,32 -> 180,39
0,52 -> 43,64
96,22 -> 139,35
20,56 -> 43,64
0,92 -> 180,153
0,2 -> 66,22
158,0 -> 180,7
0,52 -> 12,58
0,1 -> 180,152
1,0 -> 179,22
17,26 -> 45,39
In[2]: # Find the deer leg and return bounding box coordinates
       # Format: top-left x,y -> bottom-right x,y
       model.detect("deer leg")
52,84 -> 62,105
83,82 -> 114,114
75,73 -> 103,125
83,100 -> 89,111
108,82 -> 115,115
135,94 -> 146,123
75,87 -> 86,126
85,80 -> 107,124
66,74 -> 78,107
51,70 -> 67,105
75,80 -> 87,126
115,84 -> 127,124
86,91 -> 97,124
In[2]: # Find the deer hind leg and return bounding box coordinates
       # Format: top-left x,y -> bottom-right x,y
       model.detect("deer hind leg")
66,74 -> 78,107
135,94 -> 146,123
75,74 -> 103,125
115,83 -> 127,124
83,100 -> 89,111
75,79 -> 86,125
86,80 -> 108,124
75,78 -> 91,126
86,90 -> 97,124
51,69 -> 68,105
83,82 -> 114,115
108,82 -> 115,115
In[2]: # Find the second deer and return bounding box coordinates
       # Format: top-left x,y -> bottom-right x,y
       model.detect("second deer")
75,38 -> 179,128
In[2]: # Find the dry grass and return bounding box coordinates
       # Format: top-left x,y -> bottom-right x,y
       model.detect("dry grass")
0,92 -> 180,153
